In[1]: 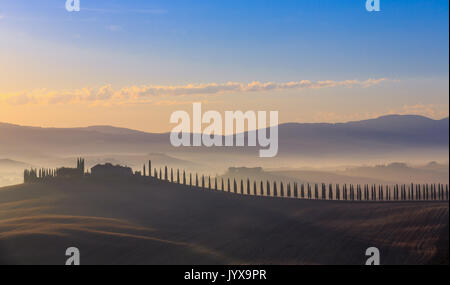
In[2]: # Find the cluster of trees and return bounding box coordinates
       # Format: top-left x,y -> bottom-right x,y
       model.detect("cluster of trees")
24,168 -> 57,183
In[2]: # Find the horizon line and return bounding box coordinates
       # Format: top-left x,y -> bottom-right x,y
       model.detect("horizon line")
0,113 -> 448,135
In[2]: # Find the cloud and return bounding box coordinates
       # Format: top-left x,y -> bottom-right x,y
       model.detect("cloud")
388,104 -> 449,119
106,25 -> 122,32
0,78 -> 388,106
309,104 -> 449,123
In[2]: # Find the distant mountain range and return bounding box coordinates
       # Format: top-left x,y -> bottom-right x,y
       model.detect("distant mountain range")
0,115 -> 448,165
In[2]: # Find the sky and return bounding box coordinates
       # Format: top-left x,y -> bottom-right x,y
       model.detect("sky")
0,0 -> 448,132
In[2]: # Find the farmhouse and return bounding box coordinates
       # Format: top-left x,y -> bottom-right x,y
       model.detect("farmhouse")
91,163 -> 133,177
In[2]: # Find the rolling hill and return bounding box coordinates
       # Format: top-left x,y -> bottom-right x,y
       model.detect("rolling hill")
0,178 -> 447,264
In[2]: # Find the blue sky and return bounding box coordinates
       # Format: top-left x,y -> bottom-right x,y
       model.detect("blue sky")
0,0 -> 448,131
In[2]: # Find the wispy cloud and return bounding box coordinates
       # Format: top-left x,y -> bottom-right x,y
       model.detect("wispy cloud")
0,78 -> 389,106
310,104 -> 449,123
106,25 -> 122,32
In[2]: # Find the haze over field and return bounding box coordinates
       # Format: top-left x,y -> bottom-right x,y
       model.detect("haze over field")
1,114 -> 448,187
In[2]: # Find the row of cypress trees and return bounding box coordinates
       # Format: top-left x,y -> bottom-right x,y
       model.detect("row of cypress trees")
145,164 -> 449,201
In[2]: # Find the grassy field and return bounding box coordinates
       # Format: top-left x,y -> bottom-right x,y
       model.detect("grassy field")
0,178 -> 448,265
